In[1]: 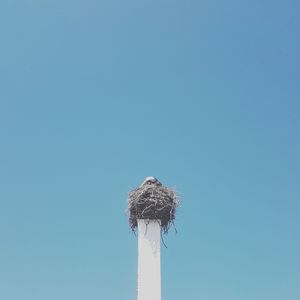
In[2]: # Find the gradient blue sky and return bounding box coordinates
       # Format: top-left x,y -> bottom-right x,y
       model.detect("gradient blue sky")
0,0 -> 299,299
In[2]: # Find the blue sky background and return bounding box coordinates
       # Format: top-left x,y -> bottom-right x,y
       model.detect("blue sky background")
0,0 -> 299,299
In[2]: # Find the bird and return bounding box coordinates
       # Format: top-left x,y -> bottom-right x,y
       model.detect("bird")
141,176 -> 162,186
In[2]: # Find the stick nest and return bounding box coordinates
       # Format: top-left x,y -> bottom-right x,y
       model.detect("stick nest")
127,177 -> 179,234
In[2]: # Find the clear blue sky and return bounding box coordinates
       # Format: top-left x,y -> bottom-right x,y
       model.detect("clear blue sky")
0,0 -> 299,299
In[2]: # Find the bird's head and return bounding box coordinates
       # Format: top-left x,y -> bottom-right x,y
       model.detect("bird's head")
141,176 -> 162,186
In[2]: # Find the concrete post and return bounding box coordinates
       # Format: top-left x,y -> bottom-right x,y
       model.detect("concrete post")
137,219 -> 161,300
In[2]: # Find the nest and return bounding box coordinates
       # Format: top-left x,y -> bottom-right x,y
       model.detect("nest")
127,177 -> 179,234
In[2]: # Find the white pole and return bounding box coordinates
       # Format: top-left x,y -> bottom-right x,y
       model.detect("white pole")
137,219 -> 161,300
